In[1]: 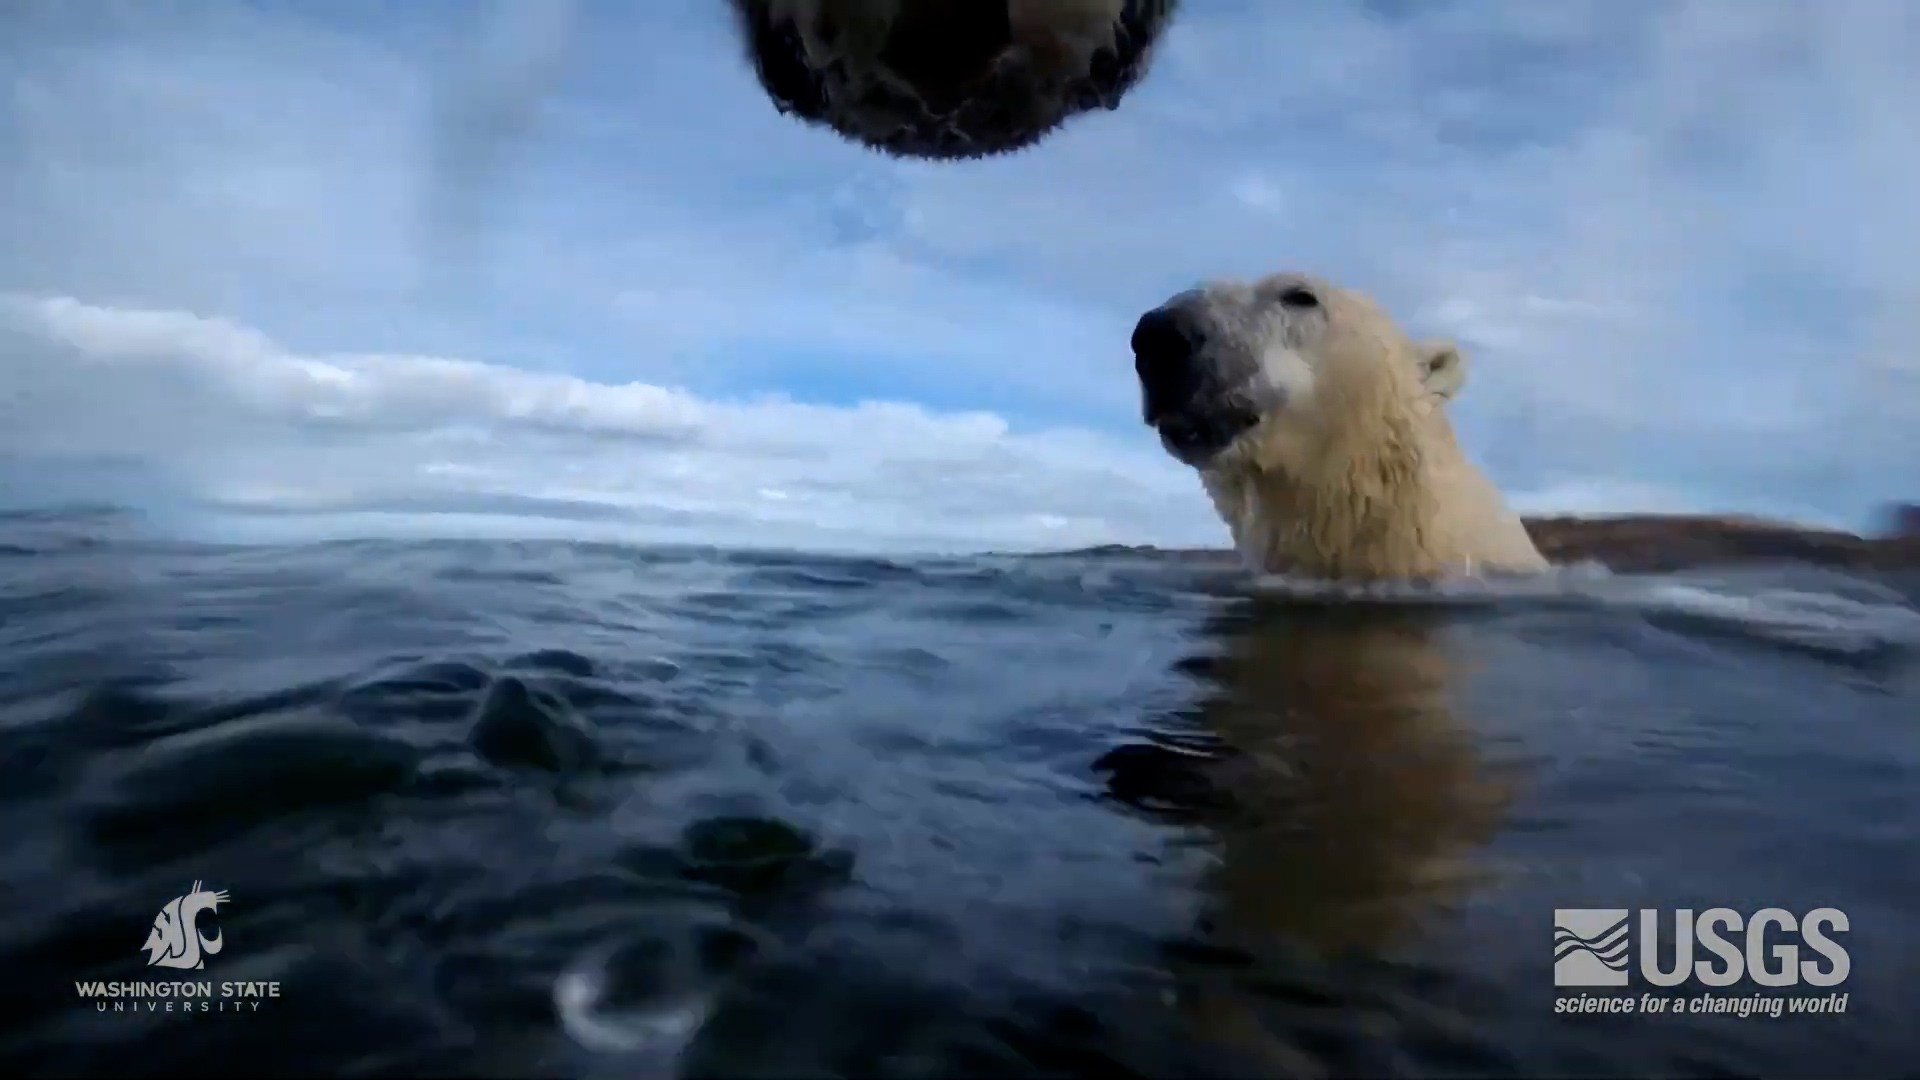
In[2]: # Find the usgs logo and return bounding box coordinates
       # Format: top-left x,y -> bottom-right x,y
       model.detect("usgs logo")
1554,908 -> 1850,988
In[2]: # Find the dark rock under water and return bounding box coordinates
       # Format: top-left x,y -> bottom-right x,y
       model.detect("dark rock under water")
2,509 -> 1917,1078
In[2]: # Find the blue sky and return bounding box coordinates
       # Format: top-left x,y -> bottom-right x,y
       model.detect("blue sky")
1,0 -> 1914,552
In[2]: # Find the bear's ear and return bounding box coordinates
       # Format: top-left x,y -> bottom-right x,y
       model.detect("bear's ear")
1416,340 -> 1468,401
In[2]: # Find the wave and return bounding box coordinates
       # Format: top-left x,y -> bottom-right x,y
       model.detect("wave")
1240,562 -> 1920,661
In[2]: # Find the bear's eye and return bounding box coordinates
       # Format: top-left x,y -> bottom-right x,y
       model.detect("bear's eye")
1277,287 -> 1319,309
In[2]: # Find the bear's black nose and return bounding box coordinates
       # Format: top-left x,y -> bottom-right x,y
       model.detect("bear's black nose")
1132,305 -> 1206,421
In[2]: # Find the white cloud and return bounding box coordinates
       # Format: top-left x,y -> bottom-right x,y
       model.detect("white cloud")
0,295 -> 1217,552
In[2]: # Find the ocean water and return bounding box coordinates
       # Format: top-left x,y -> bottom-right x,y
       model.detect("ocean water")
2,509 -> 1917,1079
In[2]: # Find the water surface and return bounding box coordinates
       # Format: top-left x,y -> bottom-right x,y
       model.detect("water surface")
2,510 -> 1916,1078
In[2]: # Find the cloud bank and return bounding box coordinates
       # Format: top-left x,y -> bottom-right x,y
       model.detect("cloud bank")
2,0 -> 1914,550
1,293 -> 1207,552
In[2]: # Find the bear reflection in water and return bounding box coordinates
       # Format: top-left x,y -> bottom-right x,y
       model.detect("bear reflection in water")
1097,600 -> 1515,1063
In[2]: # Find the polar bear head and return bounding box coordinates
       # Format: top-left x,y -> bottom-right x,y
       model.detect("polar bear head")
1130,271 -> 1466,472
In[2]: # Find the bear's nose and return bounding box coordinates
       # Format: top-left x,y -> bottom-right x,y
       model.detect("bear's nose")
1132,305 -> 1206,421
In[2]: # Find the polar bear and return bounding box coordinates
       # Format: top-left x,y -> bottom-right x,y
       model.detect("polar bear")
1130,271 -> 1548,580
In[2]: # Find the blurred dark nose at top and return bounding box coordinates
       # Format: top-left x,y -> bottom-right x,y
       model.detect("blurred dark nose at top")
1132,304 -> 1207,419
879,0 -> 1014,115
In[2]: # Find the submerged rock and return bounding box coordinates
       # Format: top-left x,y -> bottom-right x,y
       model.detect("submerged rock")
675,815 -> 855,898
468,675 -> 600,774
81,710 -> 421,852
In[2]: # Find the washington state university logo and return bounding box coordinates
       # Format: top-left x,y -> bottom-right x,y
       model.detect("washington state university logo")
142,881 -> 229,971
1554,908 -> 1630,987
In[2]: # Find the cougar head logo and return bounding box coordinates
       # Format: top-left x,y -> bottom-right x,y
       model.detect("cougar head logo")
142,881 -> 229,970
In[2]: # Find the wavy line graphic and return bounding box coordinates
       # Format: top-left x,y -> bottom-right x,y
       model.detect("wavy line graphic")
1554,919 -> 1630,969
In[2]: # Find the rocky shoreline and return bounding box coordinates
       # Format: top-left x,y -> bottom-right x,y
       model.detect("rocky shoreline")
1045,514 -> 1920,574
1524,514 -> 1920,573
